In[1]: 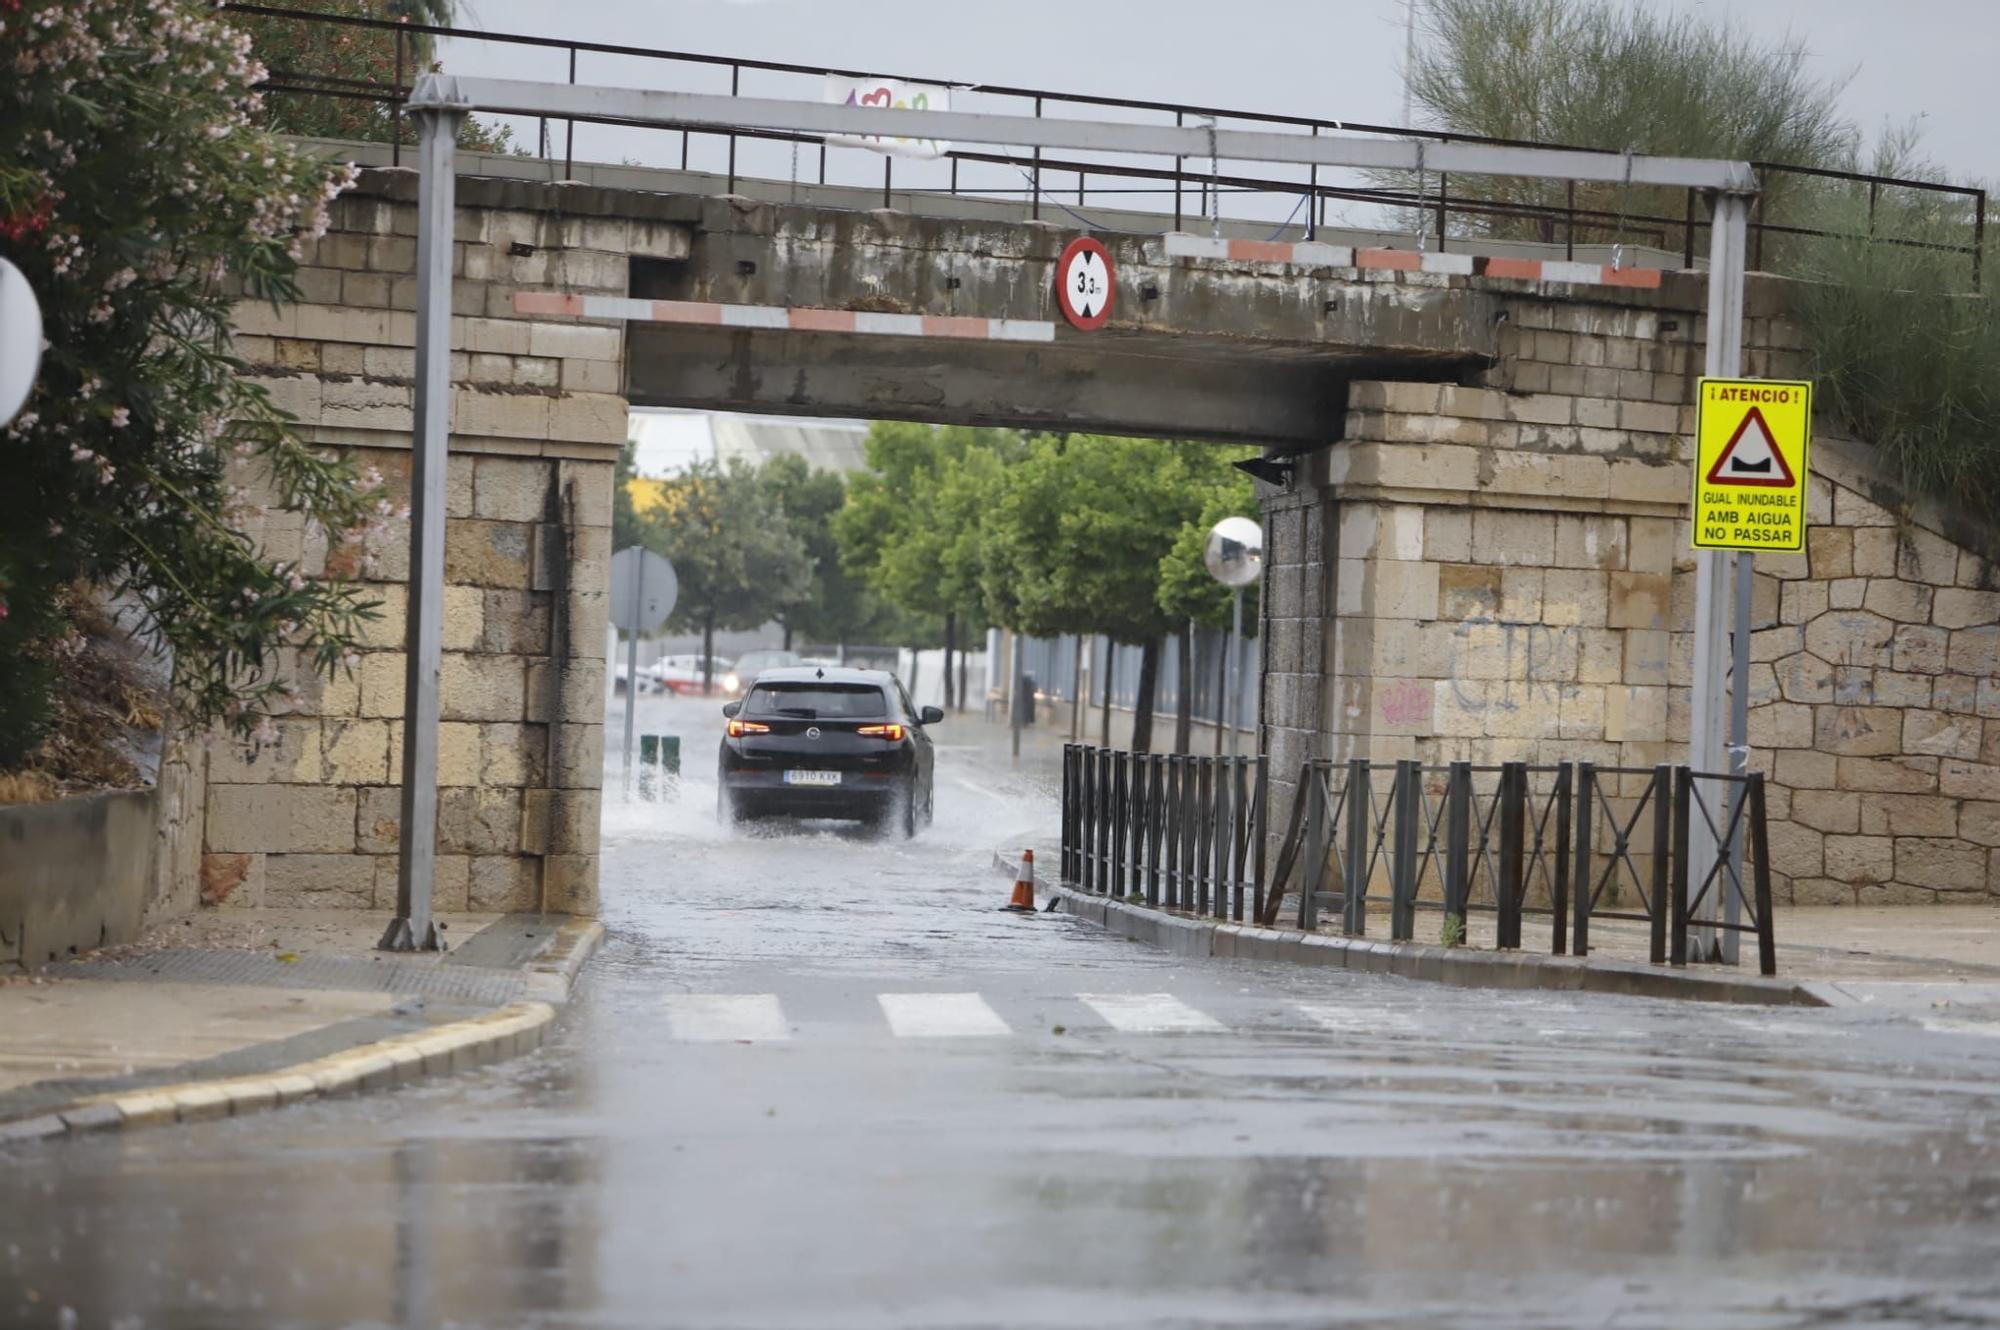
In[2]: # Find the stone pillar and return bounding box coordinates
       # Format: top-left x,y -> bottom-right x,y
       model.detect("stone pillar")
202,172 -> 664,917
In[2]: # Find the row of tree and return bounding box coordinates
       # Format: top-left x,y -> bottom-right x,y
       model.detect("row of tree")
618,424 -> 1259,753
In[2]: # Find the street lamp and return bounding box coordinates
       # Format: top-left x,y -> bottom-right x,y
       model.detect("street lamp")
1203,516 -> 1263,759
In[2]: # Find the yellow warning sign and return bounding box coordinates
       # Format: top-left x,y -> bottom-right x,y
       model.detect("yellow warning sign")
1691,377 -> 1812,551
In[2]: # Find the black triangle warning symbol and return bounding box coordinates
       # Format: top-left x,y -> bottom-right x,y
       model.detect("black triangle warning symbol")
1705,406 -> 1796,488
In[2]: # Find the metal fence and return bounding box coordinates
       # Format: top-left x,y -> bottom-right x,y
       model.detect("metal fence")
227,3 -> 1988,288
1061,748 -> 1778,975
1061,746 -> 1266,924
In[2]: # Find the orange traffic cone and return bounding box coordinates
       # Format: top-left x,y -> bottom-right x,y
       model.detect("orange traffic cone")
1005,849 -> 1036,912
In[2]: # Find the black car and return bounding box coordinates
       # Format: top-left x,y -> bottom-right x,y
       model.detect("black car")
717,667 -> 941,835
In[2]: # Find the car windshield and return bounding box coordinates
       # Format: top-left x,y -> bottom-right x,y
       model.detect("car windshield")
742,683 -> 887,719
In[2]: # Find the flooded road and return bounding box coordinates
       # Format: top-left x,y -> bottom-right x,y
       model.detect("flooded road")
6,695 -> 2000,1328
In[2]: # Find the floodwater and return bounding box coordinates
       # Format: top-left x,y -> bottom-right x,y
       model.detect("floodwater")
5,694 -> 2000,1328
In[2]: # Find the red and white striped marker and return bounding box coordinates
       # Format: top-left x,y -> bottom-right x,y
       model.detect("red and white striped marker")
1161,232 -> 1663,290
512,292 -> 1056,342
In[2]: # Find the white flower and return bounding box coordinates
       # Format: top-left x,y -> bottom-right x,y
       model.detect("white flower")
110,406 -> 130,428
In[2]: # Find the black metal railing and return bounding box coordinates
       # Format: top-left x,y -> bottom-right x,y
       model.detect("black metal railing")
225,4 -> 1988,289
1061,747 -> 1779,975
1061,746 -> 1265,924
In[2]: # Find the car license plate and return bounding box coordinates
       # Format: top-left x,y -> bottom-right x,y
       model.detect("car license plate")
784,769 -> 841,787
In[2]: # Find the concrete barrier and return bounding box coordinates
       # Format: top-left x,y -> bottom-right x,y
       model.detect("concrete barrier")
0,790 -> 156,971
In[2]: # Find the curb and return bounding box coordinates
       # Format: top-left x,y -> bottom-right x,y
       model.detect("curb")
524,916 -> 606,1003
1052,885 -> 1828,1009
0,1001 -> 557,1144
0,915 -> 610,1145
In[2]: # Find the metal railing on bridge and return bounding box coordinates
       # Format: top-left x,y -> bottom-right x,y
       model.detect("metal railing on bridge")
1061,746 -> 1777,975
227,4 -> 1988,289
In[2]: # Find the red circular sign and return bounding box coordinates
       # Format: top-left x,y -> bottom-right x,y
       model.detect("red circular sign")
1055,236 -> 1114,331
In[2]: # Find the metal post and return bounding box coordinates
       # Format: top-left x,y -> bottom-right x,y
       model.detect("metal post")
1721,547 -> 1753,964
391,29 -> 405,170
563,47 -> 576,181
1031,95 -> 1043,221
1307,124 -> 1319,241
1224,588 -> 1243,759
726,65 -> 740,194
1299,767 -> 1325,930
1009,631 -> 1024,760
1342,759 -> 1370,936
1497,762 -> 1525,950
381,101 -> 465,955
1146,755 -> 1165,907
1687,189 -> 1750,958
1060,745 -> 1075,885
1552,763 -> 1572,956
1748,773 -> 1777,977
1444,761 -> 1471,935
1390,760 -> 1419,941
621,555 -> 644,802
1671,765 -> 1693,967
1649,763 -> 1672,965
1174,110 -> 1184,231
1570,762 -> 1595,956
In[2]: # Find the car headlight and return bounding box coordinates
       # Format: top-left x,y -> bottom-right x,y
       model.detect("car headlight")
722,673 -> 740,693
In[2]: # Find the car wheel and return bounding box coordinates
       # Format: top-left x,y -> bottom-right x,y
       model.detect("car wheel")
717,782 -> 743,828
897,785 -> 918,839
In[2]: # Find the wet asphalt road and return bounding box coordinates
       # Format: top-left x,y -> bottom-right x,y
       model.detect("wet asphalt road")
8,696 -> 2000,1328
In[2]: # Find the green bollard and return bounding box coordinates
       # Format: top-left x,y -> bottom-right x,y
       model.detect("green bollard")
637,735 -> 681,802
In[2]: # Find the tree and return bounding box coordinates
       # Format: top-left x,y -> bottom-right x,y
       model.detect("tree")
835,422 -> 1016,708
760,454 -> 905,652
611,440 -> 643,553
982,436 -> 1251,752
1404,0 -> 1855,252
0,0 -> 386,767
1157,471 -> 1260,754
229,1 -> 518,153
633,460 -> 811,692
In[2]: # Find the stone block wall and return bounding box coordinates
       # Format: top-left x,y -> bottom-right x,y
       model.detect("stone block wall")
1260,268 -> 2000,906
202,171 -> 672,917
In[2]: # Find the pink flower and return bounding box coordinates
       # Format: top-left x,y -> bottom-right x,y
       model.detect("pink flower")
110,406 -> 129,428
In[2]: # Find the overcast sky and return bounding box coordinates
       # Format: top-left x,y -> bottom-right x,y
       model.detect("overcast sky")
440,0 -> 1992,186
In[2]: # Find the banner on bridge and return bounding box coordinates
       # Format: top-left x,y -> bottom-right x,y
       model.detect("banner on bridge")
822,75 -> 952,159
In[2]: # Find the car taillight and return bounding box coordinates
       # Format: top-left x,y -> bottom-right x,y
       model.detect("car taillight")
857,723 -> 905,741
727,719 -> 770,738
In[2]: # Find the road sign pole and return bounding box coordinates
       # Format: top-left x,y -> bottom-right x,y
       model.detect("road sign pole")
1723,546 -> 1753,964
382,100 -> 466,954
1225,588 -> 1243,760
622,554 -> 644,802
1687,190 -> 1750,961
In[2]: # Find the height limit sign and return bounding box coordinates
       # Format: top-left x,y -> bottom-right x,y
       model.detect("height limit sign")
1691,377 -> 1813,552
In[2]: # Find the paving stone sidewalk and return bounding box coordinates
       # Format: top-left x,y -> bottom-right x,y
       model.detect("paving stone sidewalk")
0,908 -> 601,1141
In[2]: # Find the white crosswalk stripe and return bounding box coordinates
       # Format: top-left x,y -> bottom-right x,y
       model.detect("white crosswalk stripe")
1294,1003 -> 1419,1034
877,993 -> 1012,1038
1077,992 -> 1225,1033
664,993 -> 790,1042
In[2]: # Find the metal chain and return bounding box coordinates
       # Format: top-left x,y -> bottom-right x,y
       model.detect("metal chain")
1610,149 -> 1634,270
789,136 -> 800,206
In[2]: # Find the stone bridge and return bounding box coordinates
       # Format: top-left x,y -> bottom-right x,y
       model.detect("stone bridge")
198,153 -> 2000,919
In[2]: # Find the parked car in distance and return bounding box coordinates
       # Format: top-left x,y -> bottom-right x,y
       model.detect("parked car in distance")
717,667 -> 942,836
722,648 -> 804,698
610,662 -> 656,697
647,654 -> 728,696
